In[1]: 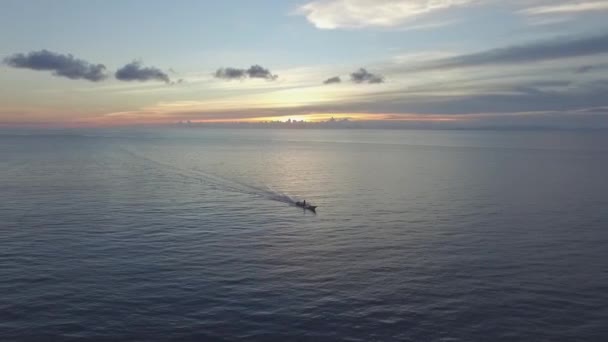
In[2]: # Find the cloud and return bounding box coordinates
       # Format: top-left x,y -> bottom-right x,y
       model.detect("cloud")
95,79 -> 608,128
576,65 -> 594,73
370,80 -> 608,115
323,76 -> 341,84
3,49 -> 107,82
115,61 -> 170,83
351,68 -> 384,83
297,0 -> 608,31
426,33 -> 608,70
215,67 -> 247,79
297,0 -> 474,29
214,65 -> 278,81
522,1 -> 608,15
247,65 -> 278,80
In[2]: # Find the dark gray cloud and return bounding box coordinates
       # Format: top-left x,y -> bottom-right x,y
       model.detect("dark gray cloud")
351,68 -> 384,84
429,33 -> 608,70
246,65 -> 277,80
3,49 -> 107,82
115,61 -> 170,83
214,65 -> 278,81
323,76 -> 341,84
215,67 -> 247,79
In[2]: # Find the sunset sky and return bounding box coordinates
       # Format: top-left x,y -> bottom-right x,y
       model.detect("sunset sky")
2,0 -> 608,128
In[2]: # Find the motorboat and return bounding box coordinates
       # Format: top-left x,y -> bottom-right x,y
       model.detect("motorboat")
295,201 -> 317,212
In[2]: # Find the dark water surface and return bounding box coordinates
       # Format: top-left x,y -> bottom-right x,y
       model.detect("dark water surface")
2,129 -> 608,341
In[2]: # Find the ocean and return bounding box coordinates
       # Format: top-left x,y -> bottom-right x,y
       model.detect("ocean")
1,128 -> 608,341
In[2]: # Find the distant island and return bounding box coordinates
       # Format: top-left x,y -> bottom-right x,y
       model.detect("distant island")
175,117 -> 364,129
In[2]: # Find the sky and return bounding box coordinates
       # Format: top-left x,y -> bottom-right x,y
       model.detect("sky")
1,0 -> 608,128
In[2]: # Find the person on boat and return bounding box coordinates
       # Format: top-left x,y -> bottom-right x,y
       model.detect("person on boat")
303,200 -> 306,207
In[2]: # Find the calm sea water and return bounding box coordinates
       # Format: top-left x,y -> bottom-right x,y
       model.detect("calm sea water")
1,129 -> 608,341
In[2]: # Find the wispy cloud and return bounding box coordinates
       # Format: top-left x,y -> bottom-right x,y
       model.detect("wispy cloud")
115,61 -> 171,83
423,32 -> 608,70
297,0 -> 473,29
297,0 -> 608,31
91,77 -> 608,128
574,63 -> 608,74
576,65 -> 594,74
522,1 -> 608,15
3,50 -> 107,82
214,65 -> 278,81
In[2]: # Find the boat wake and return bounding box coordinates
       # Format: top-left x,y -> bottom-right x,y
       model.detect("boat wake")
121,148 -> 300,206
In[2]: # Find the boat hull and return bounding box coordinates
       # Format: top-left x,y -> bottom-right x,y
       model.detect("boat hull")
295,202 -> 317,212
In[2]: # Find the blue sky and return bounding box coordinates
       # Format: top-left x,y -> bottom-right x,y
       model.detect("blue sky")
1,0 -> 608,128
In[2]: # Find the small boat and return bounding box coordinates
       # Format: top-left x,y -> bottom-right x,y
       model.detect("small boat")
295,201 -> 317,212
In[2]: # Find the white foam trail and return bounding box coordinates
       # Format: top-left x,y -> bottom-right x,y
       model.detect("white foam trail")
122,147 -> 299,205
